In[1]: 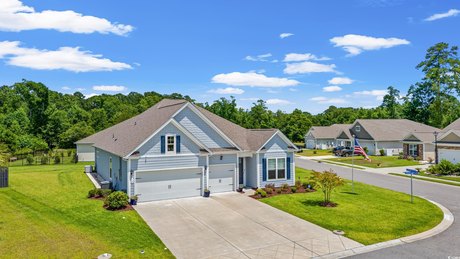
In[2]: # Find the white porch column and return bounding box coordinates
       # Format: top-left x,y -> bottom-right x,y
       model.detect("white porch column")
126,158 -> 131,196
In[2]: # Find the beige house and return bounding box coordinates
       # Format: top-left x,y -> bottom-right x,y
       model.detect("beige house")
437,118 -> 460,163
304,124 -> 352,149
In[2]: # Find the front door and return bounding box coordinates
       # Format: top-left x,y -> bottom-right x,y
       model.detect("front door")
238,158 -> 244,185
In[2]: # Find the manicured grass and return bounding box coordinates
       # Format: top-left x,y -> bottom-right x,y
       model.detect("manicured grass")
419,171 -> 460,183
262,167 -> 443,245
389,173 -> 460,187
297,149 -> 333,157
315,159 -> 366,170
0,163 -> 173,258
326,156 -> 420,168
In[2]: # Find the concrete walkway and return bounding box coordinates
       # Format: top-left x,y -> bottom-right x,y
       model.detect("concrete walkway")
135,192 -> 362,259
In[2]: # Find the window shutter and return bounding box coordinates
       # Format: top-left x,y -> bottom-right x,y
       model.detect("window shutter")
262,158 -> 267,181
176,135 -> 181,153
160,135 -> 165,154
287,157 -> 291,180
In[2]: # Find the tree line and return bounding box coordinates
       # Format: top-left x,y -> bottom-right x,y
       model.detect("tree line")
0,42 -> 459,159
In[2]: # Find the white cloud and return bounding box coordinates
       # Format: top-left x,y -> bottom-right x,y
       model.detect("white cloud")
323,86 -> 342,92
212,72 -> 300,88
0,0 -> 133,35
328,77 -> 353,85
283,53 -> 331,62
207,87 -> 244,95
92,85 -> 127,92
280,33 -> 294,39
310,96 -> 347,104
61,86 -> 71,90
0,41 -> 132,72
425,9 -> 460,21
289,88 -> 298,92
330,34 -> 410,56
266,98 -> 292,105
354,89 -> 388,101
76,88 -> 86,91
240,97 -> 259,101
284,61 -> 337,74
245,53 -> 272,62
84,93 -> 99,99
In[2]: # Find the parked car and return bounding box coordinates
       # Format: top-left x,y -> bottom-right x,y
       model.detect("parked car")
333,146 -> 346,155
337,148 -> 361,157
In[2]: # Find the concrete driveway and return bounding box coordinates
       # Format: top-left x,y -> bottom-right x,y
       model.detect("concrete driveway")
135,192 -> 362,259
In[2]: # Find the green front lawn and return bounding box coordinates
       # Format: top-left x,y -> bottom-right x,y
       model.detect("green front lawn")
262,168 -> 443,245
419,171 -> 460,183
326,155 -> 420,168
297,149 -> 333,157
0,163 -> 173,258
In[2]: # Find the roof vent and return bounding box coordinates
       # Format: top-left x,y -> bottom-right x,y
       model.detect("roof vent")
112,133 -> 115,139
134,121 -> 137,125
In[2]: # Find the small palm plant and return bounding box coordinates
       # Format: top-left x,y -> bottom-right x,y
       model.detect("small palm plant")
309,170 -> 345,207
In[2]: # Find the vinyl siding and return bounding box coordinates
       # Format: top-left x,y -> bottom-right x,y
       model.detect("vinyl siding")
95,148 -> 126,191
136,155 -> 200,171
258,135 -> 294,187
174,106 -> 233,149
209,154 -> 237,165
76,144 -> 95,161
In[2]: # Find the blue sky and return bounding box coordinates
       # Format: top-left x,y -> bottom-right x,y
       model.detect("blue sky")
0,0 -> 459,114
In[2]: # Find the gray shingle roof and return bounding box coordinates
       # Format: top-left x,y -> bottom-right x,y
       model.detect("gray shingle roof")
444,118 -> 460,131
308,124 -> 352,139
76,99 -> 287,157
354,119 -> 440,141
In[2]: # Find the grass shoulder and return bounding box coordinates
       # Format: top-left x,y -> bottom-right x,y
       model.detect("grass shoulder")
260,168 -> 443,245
389,173 -> 460,187
297,149 -> 333,157
0,163 -> 173,258
326,155 -> 421,168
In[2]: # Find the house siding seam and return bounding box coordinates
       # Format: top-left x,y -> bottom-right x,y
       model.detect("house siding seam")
137,155 -> 200,171
174,106 -> 233,149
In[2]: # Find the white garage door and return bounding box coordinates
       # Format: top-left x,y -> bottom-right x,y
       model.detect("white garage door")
209,164 -> 235,193
136,168 -> 202,202
306,140 -> 315,149
439,149 -> 460,163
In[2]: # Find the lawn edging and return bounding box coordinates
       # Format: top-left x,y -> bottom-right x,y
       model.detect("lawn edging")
314,199 -> 454,259
389,173 -> 460,187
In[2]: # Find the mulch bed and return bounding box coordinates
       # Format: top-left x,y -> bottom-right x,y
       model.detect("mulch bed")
251,186 -> 316,199
103,204 -> 134,211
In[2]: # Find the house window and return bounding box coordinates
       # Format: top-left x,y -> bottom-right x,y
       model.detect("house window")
409,144 -> 418,157
267,158 -> 286,180
355,125 -> 361,132
166,134 -> 175,154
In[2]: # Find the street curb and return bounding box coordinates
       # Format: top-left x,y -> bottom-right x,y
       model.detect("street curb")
313,199 -> 454,259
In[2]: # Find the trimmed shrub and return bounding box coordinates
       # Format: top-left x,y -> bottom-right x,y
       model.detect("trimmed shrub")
87,188 -> 98,198
40,155 -> 49,165
302,182 -> 310,189
276,189 -> 281,194
26,154 -> 34,165
104,191 -> 129,210
407,156 -> 414,161
259,189 -> 267,198
280,183 -> 290,192
313,150 -> 317,154
295,180 -> 302,188
427,160 -> 458,175
291,187 -> 297,193
265,183 -> 275,190
265,188 -> 273,194
379,149 -> 385,156
54,155 -> 61,164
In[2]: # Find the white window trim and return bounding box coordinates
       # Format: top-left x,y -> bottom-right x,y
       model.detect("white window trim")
266,157 -> 287,181
165,134 -> 176,154
355,125 -> 361,132
409,144 -> 418,157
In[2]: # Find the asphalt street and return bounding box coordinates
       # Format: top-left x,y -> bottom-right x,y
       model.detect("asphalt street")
295,157 -> 460,259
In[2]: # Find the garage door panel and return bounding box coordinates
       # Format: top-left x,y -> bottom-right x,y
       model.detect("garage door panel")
209,164 -> 235,193
439,149 -> 460,163
136,168 -> 202,202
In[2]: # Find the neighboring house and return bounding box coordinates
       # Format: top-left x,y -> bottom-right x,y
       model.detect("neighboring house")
76,99 -> 298,202
402,132 -> 436,161
304,124 -> 352,149
437,118 -> 460,163
350,119 -> 440,156
75,141 -> 95,161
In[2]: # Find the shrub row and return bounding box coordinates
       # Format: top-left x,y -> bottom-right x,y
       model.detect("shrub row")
427,160 -> 460,176
88,188 -> 129,210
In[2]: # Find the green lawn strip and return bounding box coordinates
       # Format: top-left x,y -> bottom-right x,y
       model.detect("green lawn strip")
326,156 -> 420,168
389,173 -> 460,187
313,159 -> 367,170
262,167 -> 443,245
297,149 -> 333,157
418,171 -> 460,183
0,163 -> 173,258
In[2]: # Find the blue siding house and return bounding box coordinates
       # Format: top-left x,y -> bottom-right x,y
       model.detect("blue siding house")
76,99 -> 298,202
